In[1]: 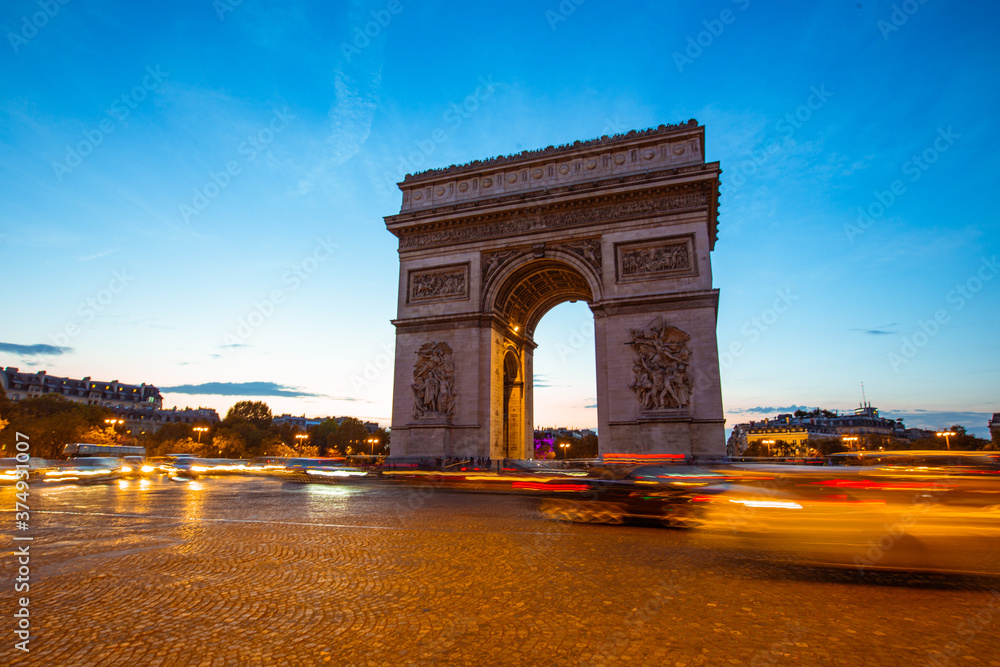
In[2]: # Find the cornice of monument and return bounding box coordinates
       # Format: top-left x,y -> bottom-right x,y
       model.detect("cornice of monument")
392,121 -> 708,215
401,119 -> 700,182
388,171 -> 720,251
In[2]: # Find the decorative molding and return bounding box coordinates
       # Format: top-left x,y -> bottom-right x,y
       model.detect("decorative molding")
402,120 -> 699,182
398,184 -> 710,250
412,341 -> 456,421
398,122 -> 705,213
627,317 -> 693,412
407,263 -> 469,304
615,234 -> 697,283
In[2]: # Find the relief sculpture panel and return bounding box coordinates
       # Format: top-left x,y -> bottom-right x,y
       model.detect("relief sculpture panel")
627,317 -> 692,412
412,341 -> 456,420
408,264 -> 469,303
616,235 -> 697,283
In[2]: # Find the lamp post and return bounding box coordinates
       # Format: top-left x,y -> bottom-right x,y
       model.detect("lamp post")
559,442 -> 570,460
193,426 -> 208,443
842,435 -> 859,452
295,433 -> 308,453
761,439 -> 775,457
936,431 -> 956,451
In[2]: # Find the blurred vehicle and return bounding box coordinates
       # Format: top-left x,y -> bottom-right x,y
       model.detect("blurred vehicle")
162,455 -> 199,480
63,443 -> 145,457
0,457 -> 50,484
280,458 -> 370,482
119,455 -> 153,478
538,465 -> 729,527
826,450 -> 1000,470
42,457 -> 122,484
695,464 -> 1000,574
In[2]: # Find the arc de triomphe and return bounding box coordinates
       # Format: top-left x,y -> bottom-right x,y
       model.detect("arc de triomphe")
385,120 -> 725,459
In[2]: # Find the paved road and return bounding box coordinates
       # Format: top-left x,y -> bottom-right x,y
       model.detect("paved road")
3,476 -> 1000,666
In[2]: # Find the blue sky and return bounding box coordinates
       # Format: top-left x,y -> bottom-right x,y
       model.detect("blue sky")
2,0 -> 998,437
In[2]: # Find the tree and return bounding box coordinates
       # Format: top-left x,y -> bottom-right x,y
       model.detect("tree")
223,401 -> 273,430
329,418 -> 373,456
1,395 -> 113,459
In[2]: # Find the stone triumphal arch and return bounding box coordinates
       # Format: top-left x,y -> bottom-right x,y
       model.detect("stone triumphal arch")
385,120 -> 725,459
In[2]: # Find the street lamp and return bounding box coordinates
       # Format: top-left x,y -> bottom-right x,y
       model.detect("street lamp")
761,439 -> 775,457
842,435 -> 859,452
559,442 -> 570,460
367,438 -> 379,457
295,434 -> 308,452
936,431 -> 956,451
193,426 -> 208,443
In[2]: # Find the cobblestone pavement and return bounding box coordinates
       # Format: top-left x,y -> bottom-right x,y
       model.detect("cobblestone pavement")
3,476 -> 1000,666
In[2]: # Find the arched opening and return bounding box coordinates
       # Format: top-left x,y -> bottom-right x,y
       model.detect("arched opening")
531,301 -> 597,459
502,349 -> 521,460
491,258 -> 597,459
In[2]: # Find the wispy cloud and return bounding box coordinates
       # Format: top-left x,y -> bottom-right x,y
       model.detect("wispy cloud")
734,405 -> 812,415
850,323 -> 898,335
78,248 -> 118,262
0,342 -> 71,356
533,374 -> 559,388
159,381 -> 324,398
881,410 -> 994,437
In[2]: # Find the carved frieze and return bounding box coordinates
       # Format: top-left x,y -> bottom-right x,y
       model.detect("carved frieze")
557,238 -> 602,273
615,234 -> 697,283
408,264 -> 469,304
398,122 -> 704,213
412,341 -> 456,420
398,185 -> 709,250
627,317 -> 692,412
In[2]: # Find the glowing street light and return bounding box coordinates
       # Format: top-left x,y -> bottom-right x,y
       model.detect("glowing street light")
367,438 -> 379,457
193,426 -> 208,443
936,431 -> 956,451
559,442 -> 570,460
842,435 -> 859,451
761,439 -> 776,457
295,434 -> 308,452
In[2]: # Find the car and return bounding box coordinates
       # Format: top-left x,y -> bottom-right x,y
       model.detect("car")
694,464 -> 1000,574
41,457 -> 122,484
537,465 -> 729,527
0,457 -> 50,484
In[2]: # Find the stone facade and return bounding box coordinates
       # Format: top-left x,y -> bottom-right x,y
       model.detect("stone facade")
385,121 -> 725,458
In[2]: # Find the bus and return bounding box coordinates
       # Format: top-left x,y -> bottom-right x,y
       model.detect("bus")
62,443 -> 146,458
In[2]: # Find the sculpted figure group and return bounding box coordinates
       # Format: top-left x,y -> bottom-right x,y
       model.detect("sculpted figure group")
627,317 -> 693,411
412,341 -> 456,419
